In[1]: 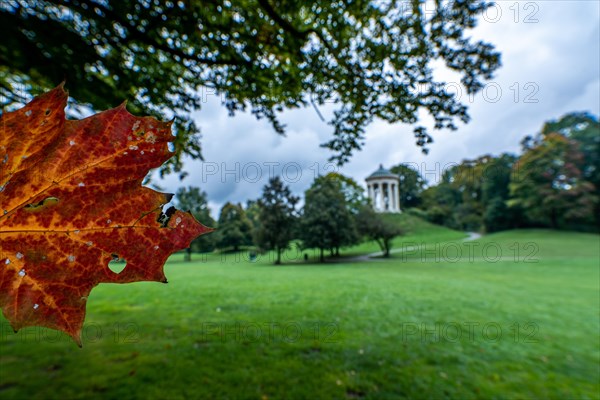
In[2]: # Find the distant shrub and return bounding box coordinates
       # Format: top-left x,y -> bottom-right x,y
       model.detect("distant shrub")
405,208 -> 429,220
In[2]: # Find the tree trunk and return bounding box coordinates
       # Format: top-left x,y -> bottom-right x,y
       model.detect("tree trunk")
184,247 -> 192,262
375,239 -> 385,254
320,248 -> 324,262
383,240 -> 390,257
335,247 -> 340,257
275,247 -> 281,265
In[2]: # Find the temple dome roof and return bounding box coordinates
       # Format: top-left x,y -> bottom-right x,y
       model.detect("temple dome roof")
366,164 -> 398,181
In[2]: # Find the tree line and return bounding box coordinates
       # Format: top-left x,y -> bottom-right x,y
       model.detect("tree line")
176,173 -> 402,264
400,112 -> 599,233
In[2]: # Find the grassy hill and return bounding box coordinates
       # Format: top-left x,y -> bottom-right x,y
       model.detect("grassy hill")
314,212 -> 468,258
1,226 -> 598,399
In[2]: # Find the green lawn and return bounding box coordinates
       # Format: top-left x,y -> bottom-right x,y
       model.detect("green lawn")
1,226 -> 599,399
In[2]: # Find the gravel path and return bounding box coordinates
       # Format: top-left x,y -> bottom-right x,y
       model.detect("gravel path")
345,231 -> 483,262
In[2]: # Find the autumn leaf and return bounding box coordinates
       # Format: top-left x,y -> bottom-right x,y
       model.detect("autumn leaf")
0,85 -> 212,346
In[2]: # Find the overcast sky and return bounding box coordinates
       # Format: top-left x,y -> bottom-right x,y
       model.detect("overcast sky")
156,1 -> 600,215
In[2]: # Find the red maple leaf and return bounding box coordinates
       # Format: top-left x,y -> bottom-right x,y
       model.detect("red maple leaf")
0,85 -> 212,345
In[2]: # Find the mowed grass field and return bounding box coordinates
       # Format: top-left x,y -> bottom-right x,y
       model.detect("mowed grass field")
0,216 -> 599,399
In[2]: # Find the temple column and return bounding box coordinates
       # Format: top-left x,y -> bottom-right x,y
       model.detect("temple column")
390,182 -> 396,212
385,181 -> 391,211
371,184 -> 377,210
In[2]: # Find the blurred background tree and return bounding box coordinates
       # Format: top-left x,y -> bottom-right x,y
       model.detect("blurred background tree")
175,186 -> 216,260
390,163 -> 426,208
0,0 -> 500,174
320,172 -> 367,215
356,205 -> 403,257
481,153 -> 521,232
216,202 -> 253,252
298,174 -> 359,261
254,177 -> 298,264
508,132 -> 597,230
540,112 -> 600,226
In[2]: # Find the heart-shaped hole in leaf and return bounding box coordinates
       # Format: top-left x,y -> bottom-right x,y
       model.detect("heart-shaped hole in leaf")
108,254 -> 127,274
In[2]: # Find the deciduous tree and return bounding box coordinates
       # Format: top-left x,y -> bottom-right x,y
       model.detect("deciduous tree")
299,175 -> 357,261
481,153 -> 522,232
175,186 -> 216,259
356,206 -> 403,257
216,202 -> 253,251
255,177 -> 298,264
509,133 -> 597,229
541,112 -> 600,227
390,163 -> 426,208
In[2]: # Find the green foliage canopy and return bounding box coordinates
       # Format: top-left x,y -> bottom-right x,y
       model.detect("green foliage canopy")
216,202 -> 253,251
1,0 -> 500,172
390,163 -> 426,208
509,133 -> 597,229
